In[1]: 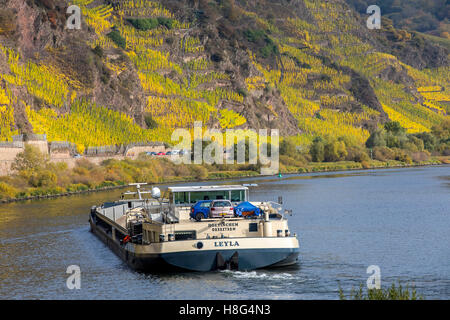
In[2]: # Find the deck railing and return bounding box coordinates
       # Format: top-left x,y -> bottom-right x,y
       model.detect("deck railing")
99,200 -> 174,222
99,203 -> 129,221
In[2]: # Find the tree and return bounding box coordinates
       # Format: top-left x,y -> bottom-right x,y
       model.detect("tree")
310,137 -> 325,162
324,139 -> 347,162
366,129 -> 386,148
432,118 -> 450,143
405,135 -> 424,152
232,139 -> 257,163
384,121 -> 406,135
384,131 -> 405,148
144,113 -> 158,129
12,145 -> 48,173
280,139 -> 297,158
414,132 -> 436,151
11,145 -> 58,188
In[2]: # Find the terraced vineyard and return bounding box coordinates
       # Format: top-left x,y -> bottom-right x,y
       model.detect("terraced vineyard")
25,99 -> 172,153
0,86 -> 17,141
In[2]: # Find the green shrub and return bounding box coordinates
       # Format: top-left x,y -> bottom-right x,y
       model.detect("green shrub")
406,135 -> 424,152
373,146 -> 395,161
385,131 -> 408,148
157,17 -> 174,29
280,139 -> 298,158
0,182 -> 18,200
432,118 -> 450,142
128,17 -> 174,31
144,113 -> 158,129
391,148 -> 413,164
14,192 -> 28,199
346,146 -> 370,162
414,132 -> 437,151
279,155 -> 306,167
127,18 -> 159,30
67,184 -> 89,192
384,121 -> 406,134
107,30 -> 126,49
96,181 -> 117,188
191,165 -> 208,180
324,139 -> 347,162
260,43 -> 278,58
310,136 -> 348,162
366,129 -> 386,148
26,187 -> 63,197
92,45 -> 103,58
12,145 -> 48,172
244,29 -> 266,42
243,28 -> 278,58
310,137 -> 325,162
43,186 -> 65,195
29,170 -> 57,188
339,282 -> 423,300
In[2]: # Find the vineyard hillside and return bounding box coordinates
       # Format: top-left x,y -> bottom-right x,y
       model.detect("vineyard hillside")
0,0 -> 448,151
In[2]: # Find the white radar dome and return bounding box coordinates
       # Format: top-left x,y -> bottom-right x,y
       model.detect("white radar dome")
151,187 -> 161,199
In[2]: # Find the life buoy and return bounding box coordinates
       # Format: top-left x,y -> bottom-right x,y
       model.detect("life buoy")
123,235 -> 131,244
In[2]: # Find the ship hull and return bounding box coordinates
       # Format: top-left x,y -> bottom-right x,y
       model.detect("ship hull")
90,214 -> 299,272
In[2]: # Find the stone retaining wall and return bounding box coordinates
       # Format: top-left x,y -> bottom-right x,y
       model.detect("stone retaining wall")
0,141 -> 167,176
0,147 -> 23,175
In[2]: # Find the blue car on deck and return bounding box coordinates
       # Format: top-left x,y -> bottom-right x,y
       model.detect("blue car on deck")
234,201 -> 261,217
190,200 -> 213,221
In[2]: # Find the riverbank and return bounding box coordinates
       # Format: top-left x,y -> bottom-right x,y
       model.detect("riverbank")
2,119 -> 449,204
1,156 -> 448,204
281,157 -> 448,173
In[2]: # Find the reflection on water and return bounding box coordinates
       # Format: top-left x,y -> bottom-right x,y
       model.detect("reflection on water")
0,166 -> 449,299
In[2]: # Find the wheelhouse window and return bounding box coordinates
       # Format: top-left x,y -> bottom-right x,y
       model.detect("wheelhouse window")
231,190 -> 245,202
174,192 -> 189,205
190,191 -> 229,203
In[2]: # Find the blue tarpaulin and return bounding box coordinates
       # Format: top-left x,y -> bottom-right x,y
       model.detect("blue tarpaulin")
234,201 -> 261,217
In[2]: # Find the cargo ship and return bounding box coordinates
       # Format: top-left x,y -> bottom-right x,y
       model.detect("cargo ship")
89,184 -> 300,272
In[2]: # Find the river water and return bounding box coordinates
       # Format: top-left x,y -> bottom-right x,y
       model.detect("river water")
0,166 -> 449,300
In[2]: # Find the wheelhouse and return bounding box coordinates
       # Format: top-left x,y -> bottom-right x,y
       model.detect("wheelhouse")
168,185 -> 249,206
